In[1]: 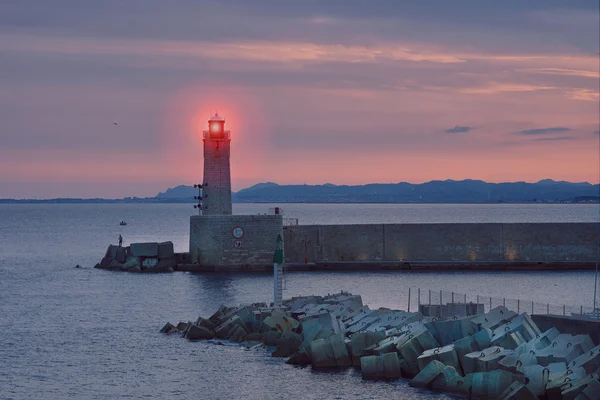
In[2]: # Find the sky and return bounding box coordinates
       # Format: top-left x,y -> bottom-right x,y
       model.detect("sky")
0,0 -> 599,198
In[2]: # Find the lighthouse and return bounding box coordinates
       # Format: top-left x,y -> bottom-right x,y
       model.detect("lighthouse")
201,113 -> 232,215
189,113 -> 283,269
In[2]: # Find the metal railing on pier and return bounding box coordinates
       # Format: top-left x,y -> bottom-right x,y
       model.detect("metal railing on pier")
406,287 -> 599,318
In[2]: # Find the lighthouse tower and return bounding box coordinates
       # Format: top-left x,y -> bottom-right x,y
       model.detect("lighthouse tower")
190,113 -> 282,269
202,113 -> 232,215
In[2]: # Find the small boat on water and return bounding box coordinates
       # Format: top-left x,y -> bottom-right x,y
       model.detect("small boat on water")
120,221 -> 127,226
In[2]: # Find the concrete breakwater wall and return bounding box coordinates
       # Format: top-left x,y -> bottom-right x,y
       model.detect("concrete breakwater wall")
283,223 -> 599,264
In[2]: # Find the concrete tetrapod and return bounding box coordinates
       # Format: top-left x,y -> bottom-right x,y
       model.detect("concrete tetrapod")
221,306 -> 258,332
463,346 -> 514,374
344,309 -> 381,330
395,323 -> 440,377
310,334 -> 351,368
567,344 -> 600,373
427,316 -> 477,346
340,306 -> 371,325
453,328 -> 493,373
350,332 -> 387,366
181,322 -> 215,340
287,296 -> 323,312
491,313 -> 542,349
566,376 -> 600,400
215,315 -> 247,339
417,344 -> 463,376
496,382 -> 539,400
160,322 -> 177,334
299,311 -> 342,338
521,362 -> 567,397
535,334 -> 595,366
260,314 -> 300,333
272,330 -> 303,357
360,352 -> 402,380
409,360 -> 467,396
371,332 -> 410,356
195,317 -> 216,332
354,311 -> 422,334
498,328 -> 562,373
556,372 -> 600,400
468,370 -> 528,399
297,321 -> 323,355
471,306 -> 518,331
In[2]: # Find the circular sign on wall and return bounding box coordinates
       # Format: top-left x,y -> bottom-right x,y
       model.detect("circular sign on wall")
232,226 -> 244,239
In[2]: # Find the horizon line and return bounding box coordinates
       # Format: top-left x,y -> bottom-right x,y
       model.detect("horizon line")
3,177 -> 599,201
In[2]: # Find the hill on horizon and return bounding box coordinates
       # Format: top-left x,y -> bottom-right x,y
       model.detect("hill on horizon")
155,179 -> 600,203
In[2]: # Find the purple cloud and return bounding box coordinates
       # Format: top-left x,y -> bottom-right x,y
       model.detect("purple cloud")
517,127 -> 571,135
445,126 -> 473,133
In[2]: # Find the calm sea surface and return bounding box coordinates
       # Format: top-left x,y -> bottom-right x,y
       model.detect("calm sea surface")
1,203 -> 599,400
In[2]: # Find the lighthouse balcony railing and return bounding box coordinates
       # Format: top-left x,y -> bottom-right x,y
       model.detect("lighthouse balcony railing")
202,130 -> 231,140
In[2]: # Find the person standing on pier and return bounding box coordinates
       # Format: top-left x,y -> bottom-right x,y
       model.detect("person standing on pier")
118,235 -> 123,247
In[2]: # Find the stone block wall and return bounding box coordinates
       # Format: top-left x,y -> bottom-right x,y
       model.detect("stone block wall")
190,214 -> 283,266
283,223 -> 599,263
202,139 -> 232,216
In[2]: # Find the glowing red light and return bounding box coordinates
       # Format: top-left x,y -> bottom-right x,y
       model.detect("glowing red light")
210,123 -> 221,133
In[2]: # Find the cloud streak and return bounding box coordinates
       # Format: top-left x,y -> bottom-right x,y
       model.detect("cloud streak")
517,127 -> 571,135
533,136 -> 573,141
445,126 -> 472,133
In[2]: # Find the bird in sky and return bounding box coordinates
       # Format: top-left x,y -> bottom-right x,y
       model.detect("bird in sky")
113,122 -> 118,125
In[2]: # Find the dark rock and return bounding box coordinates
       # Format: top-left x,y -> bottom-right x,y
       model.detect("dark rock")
158,241 -> 175,259
97,256 -> 113,269
230,326 -> 248,342
272,330 -> 303,357
286,350 -> 311,365
155,258 -> 176,270
209,305 -> 231,324
195,317 -> 216,331
160,322 -> 177,334
215,315 -> 246,338
74,264 -> 81,268
246,333 -> 263,342
184,324 -> 215,341
115,246 -> 127,263
105,245 -> 119,258
176,322 -> 188,331
226,325 -> 240,339
263,330 -> 283,346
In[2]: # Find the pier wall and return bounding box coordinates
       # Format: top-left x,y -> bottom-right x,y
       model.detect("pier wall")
190,214 -> 282,267
283,223 -> 599,263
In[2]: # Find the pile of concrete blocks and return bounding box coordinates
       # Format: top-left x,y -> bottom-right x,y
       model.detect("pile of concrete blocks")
160,292 -> 600,400
95,241 -> 176,273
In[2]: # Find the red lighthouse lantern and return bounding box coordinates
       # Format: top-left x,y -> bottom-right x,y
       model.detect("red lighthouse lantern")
208,112 -> 225,138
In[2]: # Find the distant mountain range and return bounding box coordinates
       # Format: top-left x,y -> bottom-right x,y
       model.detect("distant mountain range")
2,179 -> 598,204
157,179 -> 599,204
